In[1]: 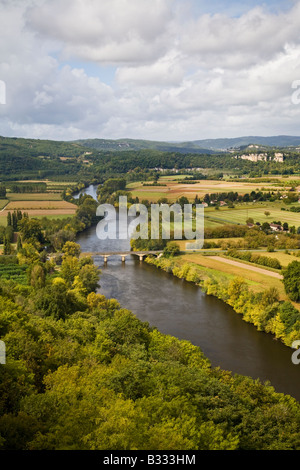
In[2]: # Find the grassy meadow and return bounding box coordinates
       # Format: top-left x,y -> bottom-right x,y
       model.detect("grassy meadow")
205,203 -> 300,227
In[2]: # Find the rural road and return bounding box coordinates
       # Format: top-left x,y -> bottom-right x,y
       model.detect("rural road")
208,256 -> 283,279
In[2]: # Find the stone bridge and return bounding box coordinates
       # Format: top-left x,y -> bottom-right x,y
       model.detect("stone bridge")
83,251 -> 163,263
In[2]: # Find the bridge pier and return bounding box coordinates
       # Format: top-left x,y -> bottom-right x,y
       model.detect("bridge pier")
89,251 -> 163,263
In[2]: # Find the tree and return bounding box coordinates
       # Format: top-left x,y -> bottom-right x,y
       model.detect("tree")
163,241 -> 180,258
16,235 -> 22,252
19,218 -> 45,247
49,229 -> 76,251
264,211 -> 270,217
12,211 -> 18,231
73,264 -> 100,295
32,276 -> 87,320
204,194 -> 210,204
261,222 -> 270,233
62,241 -> 81,258
283,222 -> 289,231
3,236 -> 11,255
60,256 -> 80,286
261,287 -> 279,307
0,185 -> 6,199
29,264 -> 46,289
5,225 -> 14,242
177,196 -> 189,208
17,243 -> 40,265
283,261 -> 300,302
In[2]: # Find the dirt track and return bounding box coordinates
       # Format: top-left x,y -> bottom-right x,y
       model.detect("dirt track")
207,256 -> 283,279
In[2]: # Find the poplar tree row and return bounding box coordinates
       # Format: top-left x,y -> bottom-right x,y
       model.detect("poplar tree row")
7,210 -> 28,231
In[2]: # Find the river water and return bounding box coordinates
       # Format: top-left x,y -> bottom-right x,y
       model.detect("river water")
75,185 -> 300,401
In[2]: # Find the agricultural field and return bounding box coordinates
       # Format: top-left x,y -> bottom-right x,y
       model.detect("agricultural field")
4,200 -> 76,211
0,263 -> 28,284
7,193 -> 62,201
0,181 -> 79,226
127,175 -> 300,232
0,199 -> 8,210
204,203 -> 300,227
178,252 -> 288,300
127,175 -> 300,203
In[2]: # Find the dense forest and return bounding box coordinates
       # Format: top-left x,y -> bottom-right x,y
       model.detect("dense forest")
0,136 -> 299,182
1,240 -> 300,450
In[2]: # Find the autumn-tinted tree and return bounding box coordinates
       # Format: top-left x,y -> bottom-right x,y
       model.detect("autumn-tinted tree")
283,261 -> 300,302
62,241 -> 81,258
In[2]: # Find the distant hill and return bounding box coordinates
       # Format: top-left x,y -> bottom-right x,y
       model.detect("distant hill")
74,138 -> 219,154
0,134 -> 299,181
183,135 -> 300,151
75,135 -> 300,153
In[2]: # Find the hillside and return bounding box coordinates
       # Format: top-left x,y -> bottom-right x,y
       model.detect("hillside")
0,135 -> 299,183
188,135 -> 300,151
76,135 -> 300,152
74,138 -> 218,154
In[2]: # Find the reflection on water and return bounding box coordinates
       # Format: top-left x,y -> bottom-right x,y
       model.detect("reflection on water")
73,184 -> 99,201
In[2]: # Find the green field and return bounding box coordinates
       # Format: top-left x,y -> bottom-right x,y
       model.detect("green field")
205,203 -> 300,227
255,250 -> 300,267
0,199 -> 8,210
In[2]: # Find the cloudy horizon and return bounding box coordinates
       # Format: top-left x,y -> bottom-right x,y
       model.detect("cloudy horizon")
1,0 -> 300,142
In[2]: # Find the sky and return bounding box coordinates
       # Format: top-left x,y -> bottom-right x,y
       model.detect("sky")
0,0 -> 300,142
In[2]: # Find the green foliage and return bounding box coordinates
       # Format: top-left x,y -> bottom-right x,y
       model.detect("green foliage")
19,219 -> 45,248
6,182 -> 47,193
163,241 -> 181,258
204,224 -> 248,239
0,264 -> 28,285
73,263 -> 100,295
97,178 -> 127,204
28,264 -> 46,289
0,185 -> 6,198
283,261 -> 300,302
226,249 -> 282,270
130,236 -> 167,252
1,233 -> 300,450
62,241 -> 81,258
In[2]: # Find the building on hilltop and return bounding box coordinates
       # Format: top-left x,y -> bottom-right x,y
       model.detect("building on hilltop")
234,152 -> 284,163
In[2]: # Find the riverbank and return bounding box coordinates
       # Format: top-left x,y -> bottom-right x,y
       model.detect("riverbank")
73,184 -> 300,399
144,254 -> 300,349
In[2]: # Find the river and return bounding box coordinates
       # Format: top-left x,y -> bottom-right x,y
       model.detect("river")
75,185 -> 300,401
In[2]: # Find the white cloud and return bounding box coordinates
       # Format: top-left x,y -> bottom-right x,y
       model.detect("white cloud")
179,4 -> 300,68
26,0 -> 175,65
1,0 -> 300,141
